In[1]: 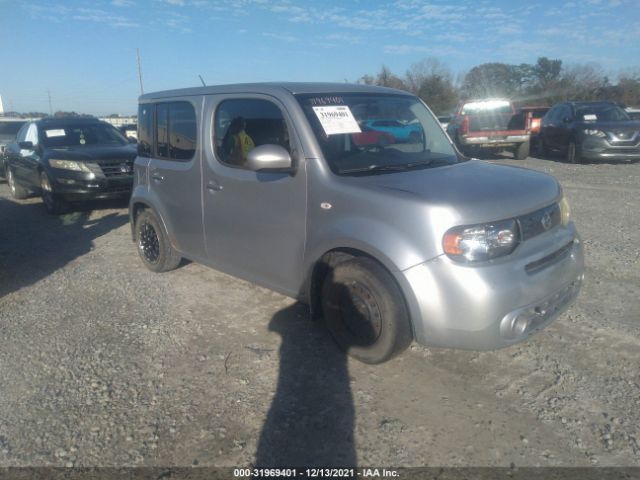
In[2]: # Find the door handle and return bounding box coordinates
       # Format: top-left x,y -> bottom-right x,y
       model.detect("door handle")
151,172 -> 164,182
207,180 -> 223,192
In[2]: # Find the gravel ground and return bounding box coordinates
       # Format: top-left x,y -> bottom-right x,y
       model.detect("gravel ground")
0,155 -> 638,468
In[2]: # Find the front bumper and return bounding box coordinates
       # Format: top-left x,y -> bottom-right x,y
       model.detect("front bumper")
396,223 -> 585,350
51,171 -> 133,200
581,137 -> 640,161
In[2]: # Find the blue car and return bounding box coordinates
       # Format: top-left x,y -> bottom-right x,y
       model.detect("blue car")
363,119 -> 423,143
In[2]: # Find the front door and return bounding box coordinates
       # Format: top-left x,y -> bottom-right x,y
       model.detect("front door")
201,94 -> 307,296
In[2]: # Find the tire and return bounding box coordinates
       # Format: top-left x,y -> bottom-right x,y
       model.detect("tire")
514,141 -> 530,160
321,257 -> 412,364
135,209 -> 181,273
567,139 -> 581,164
537,136 -> 549,158
6,167 -> 29,199
40,171 -> 67,214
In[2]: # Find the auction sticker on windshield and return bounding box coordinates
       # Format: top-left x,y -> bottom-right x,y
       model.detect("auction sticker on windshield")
312,106 -> 361,135
45,129 -> 66,137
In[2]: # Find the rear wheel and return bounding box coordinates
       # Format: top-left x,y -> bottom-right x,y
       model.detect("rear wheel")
514,141 -> 530,160
7,167 -> 29,199
135,209 -> 181,273
321,257 -> 412,364
40,171 -> 67,214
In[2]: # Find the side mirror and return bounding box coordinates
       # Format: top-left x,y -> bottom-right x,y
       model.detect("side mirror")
127,136 -> 138,144
19,141 -> 34,150
246,144 -> 293,172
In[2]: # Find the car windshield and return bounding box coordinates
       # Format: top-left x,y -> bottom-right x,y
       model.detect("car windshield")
576,105 -> 630,122
296,93 -> 459,175
0,121 -> 26,136
41,123 -> 128,147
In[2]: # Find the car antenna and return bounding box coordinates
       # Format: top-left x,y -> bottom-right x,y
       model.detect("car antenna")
198,75 -> 206,87
136,48 -> 144,95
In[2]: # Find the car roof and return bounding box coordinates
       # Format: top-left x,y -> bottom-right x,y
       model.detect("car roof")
139,82 -> 410,101
36,116 -> 104,127
567,101 -> 617,107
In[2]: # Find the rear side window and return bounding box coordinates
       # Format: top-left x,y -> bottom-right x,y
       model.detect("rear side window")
156,103 -> 169,158
155,101 -> 196,161
169,102 -> 197,160
214,99 -> 290,168
138,104 -> 153,157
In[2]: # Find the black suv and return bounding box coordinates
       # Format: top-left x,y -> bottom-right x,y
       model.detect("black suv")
4,117 -> 136,213
539,101 -> 640,163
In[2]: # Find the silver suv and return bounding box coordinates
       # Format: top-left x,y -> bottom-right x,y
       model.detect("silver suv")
129,83 -> 584,363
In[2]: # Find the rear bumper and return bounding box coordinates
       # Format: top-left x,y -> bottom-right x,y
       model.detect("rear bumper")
461,134 -> 529,148
396,223 -> 584,350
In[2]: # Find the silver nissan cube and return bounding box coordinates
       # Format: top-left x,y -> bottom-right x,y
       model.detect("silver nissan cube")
129,83 -> 584,364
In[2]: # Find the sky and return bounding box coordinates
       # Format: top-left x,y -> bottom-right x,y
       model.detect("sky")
0,0 -> 639,115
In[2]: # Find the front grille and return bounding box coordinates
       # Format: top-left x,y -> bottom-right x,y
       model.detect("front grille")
609,130 -> 639,141
96,158 -> 134,177
517,203 -> 561,241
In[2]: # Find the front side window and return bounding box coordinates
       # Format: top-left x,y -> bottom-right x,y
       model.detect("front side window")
40,123 -> 127,148
214,99 -> 290,168
296,93 -> 459,175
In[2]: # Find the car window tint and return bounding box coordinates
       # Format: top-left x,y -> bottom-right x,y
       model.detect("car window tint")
26,124 -> 38,145
168,102 -> 197,160
138,104 -> 153,157
214,99 -> 290,168
156,103 -> 169,158
16,123 -> 29,143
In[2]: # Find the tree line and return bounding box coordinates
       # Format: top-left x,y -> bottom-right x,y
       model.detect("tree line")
358,57 -> 640,115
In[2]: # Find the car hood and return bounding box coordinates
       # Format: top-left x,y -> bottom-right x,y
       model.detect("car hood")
345,159 -> 561,223
45,144 -> 137,161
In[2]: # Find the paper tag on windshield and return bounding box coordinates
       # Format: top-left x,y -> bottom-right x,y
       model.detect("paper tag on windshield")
312,106 -> 361,135
45,129 -> 66,137
583,114 -> 597,121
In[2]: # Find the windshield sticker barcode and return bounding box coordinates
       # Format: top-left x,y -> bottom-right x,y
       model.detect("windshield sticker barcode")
312,106 -> 361,135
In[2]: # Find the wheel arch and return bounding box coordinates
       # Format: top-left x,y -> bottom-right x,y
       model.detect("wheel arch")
304,245 -> 416,340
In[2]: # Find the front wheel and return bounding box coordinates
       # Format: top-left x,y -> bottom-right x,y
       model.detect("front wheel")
135,209 -> 181,273
40,171 -> 67,214
7,167 -> 29,199
321,257 -> 412,364
567,139 -> 581,164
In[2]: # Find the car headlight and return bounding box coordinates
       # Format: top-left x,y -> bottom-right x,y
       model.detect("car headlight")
559,196 -> 571,226
443,219 -> 520,262
49,159 -> 92,172
583,129 -> 606,137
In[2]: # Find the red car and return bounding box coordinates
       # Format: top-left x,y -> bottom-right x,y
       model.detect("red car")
352,125 -> 396,147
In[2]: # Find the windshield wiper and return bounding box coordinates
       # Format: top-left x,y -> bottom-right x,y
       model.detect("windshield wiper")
339,158 -> 452,174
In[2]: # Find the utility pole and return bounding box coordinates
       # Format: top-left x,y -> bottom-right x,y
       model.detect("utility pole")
136,48 -> 144,95
47,89 -> 53,116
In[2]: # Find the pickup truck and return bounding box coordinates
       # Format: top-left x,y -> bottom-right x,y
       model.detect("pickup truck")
447,99 -> 531,159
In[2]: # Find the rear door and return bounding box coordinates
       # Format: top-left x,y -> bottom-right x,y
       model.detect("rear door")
147,99 -> 205,260
201,94 -> 307,296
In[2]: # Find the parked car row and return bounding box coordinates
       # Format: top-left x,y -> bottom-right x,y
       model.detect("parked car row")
1,82 -> 586,365
2,117 -> 136,213
538,101 -> 640,163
